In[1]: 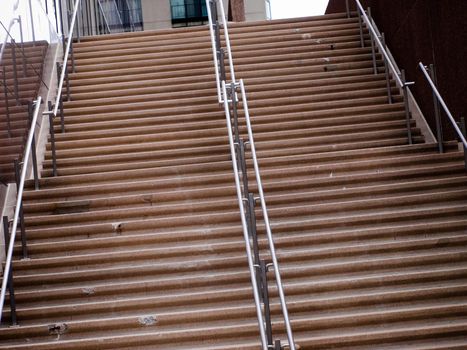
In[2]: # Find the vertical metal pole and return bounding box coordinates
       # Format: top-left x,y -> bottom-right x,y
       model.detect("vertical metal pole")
53,0 -> 59,33
345,0 -> 350,18
49,114 -> 58,177
56,62 -> 62,87
275,340 -> 282,350
357,7 -> 364,48
11,41 -> 20,105
28,0 -> 36,44
460,117 -> 467,172
429,64 -> 444,153
367,8 -> 377,74
2,67 -> 11,138
76,0 -> 81,42
59,96 -> 65,132
28,103 -> 40,190
2,216 -> 17,326
17,17 -> 27,78
231,83 -> 239,143
381,33 -> 392,104
13,160 -> 28,259
71,40 -> 76,74
401,70 -> 413,145
260,260 -> 273,347
58,0 -> 65,35
219,48 -> 226,84
248,194 -> 260,266
66,61 -> 71,101
238,140 -> 249,195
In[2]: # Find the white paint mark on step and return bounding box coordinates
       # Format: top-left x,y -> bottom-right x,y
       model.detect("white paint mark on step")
82,287 -> 95,295
138,315 -> 157,326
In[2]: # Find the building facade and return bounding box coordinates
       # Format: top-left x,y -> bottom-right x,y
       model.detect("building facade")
66,0 -> 268,36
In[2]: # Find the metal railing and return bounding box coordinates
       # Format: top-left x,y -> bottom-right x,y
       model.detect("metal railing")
348,0 -> 415,145
0,18 -> 50,139
418,62 -> 467,168
0,96 -> 42,324
0,0 -> 82,325
206,1 -> 296,349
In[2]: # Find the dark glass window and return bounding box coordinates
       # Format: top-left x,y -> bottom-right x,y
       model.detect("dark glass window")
170,0 -> 208,27
98,0 -> 143,33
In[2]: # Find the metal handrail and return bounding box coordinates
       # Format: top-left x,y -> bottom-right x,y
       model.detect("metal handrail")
206,0 -> 235,103
0,0 -> 20,64
0,18 -> 19,65
206,1 -> 296,348
239,79 -> 295,349
353,0 -> 414,144
51,0 -> 81,116
221,81 -> 268,349
216,0 -> 235,84
0,96 -> 42,323
418,62 -> 467,148
205,0 -> 221,103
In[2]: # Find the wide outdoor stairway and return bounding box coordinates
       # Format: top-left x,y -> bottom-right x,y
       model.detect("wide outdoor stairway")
1,12 -> 467,349
0,41 -> 48,184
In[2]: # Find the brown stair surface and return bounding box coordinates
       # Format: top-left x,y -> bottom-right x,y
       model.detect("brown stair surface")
0,41 -> 48,183
1,12 -> 467,349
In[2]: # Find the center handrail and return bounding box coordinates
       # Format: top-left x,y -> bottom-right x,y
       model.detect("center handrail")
0,96 -> 42,323
206,1 -> 296,348
206,0 -> 235,103
220,81 -> 268,348
50,0 -> 81,117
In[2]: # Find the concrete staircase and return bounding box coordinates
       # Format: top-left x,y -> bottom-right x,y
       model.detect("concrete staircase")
0,42 -> 48,184
1,13 -> 467,349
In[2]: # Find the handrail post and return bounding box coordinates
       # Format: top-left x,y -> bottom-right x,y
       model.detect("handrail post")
70,40 -> 75,74
56,62 -> 62,87
17,16 -> 27,78
11,40 -> 20,105
66,59 -> 71,101
2,67 -> 12,138
460,117 -> 467,172
13,159 -> 28,259
60,96 -> 65,132
345,0 -> 350,18
357,6 -> 364,48
48,101 -> 58,176
230,82 -> 239,142
401,70 -> 413,145
28,102 -> 40,190
238,139 -> 249,194
260,260 -> 273,347
28,0 -> 36,44
381,33 -> 392,104
2,216 -> 17,326
77,0 -> 81,43
219,48 -> 226,83
429,64 -> 444,153
367,8 -> 377,74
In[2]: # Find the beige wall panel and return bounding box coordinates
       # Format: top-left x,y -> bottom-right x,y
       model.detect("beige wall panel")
141,0 -> 172,30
